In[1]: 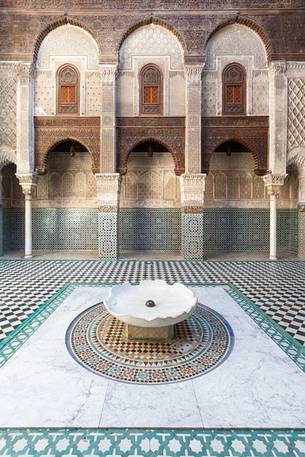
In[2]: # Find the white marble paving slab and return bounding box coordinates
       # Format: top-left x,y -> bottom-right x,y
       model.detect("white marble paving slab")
100,380 -> 203,428
0,285 -> 304,428
192,286 -> 305,428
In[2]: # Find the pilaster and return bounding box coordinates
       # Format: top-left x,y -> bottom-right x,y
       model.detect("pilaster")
180,173 -> 206,259
100,65 -> 117,173
95,173 -> 121,259
184,64 -> 204,174
268,61 -> 287,175
16,63 -> 35,173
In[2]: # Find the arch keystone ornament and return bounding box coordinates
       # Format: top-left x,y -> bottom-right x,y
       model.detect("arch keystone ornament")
95,173 -> 121,259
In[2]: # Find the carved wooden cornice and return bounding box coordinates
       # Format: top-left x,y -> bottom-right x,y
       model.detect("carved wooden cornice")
201,116 -> 269,176
117,116 -> 185,176
34,116 -> 100,174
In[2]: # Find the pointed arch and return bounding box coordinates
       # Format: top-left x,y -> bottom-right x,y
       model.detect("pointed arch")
117,17 -> 186,54
206,16 -> 272,62
32,17 -> 99,63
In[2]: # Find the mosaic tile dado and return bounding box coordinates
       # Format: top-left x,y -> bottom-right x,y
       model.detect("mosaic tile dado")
66,301 -> 234,384
0,428 -> 304,457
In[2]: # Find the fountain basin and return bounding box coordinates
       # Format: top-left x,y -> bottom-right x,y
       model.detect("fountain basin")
104,280 -> 197,329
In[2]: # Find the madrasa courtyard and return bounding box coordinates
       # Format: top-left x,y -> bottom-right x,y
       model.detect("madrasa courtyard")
0,1 -> 305,456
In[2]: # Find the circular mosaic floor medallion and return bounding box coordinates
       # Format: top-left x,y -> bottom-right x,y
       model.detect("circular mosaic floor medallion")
66,303 -> 234,384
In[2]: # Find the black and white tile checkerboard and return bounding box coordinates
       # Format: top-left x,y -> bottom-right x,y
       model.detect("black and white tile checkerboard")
0,259 -> 304,345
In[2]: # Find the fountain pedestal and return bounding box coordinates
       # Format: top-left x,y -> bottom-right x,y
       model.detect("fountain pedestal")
104,280 -> 197,342
125,324 -> 174,341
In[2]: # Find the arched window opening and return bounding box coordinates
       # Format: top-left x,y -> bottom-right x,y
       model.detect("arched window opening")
140,64 -> 162,115
222,63 -> 246,115
57,64 -> 80,115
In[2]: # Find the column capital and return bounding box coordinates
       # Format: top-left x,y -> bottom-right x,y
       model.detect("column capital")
263,173 -> 286,195
16,62 -> 35,84
269,61 -> 286,76
180,173 -> 206,210
99,64 -> 118,83
95,173 -> 121,210
16,172 -> 37,195
184,64 -> 204,84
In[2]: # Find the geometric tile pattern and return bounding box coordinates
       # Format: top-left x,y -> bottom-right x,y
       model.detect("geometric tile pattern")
3,208 -> 98,251
0,428 -> 305,457
203,208 -> 298,256
182,212 -> 204,259
66,301 -> 234,384
98,212 -> 118,259
119,208 -> 181,252
0,260 -> 305,347
2,207 -> 299,256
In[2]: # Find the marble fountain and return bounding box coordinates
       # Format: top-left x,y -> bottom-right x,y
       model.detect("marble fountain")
104,279 -> 198,340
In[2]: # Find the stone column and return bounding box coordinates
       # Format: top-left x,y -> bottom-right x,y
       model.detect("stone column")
100,65 -> 117,173
16,173 -> 37,258
180,173 -> 206,259
95,173 -> 121,259
184,64 -> 204,174
263,174 -> 286,260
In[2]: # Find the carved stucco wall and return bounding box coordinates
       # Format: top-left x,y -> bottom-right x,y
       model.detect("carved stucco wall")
35,24 -> 101,116
117,24 -> 185,116
120,151 -> 180,208
287,78 -> 305,153
0,64 -> 17,165
206,151 -> 297,208
203,24 -> 269,116
34,150 -> 97,208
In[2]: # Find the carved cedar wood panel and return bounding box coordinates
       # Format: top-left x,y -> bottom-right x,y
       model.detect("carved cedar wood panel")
34,116 -> 100,174
117,117 -> 185,176
202,116 -> 269,176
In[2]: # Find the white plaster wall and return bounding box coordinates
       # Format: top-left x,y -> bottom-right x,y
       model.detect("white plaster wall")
35,24 -> 101,116
117,24 -> 185,116
203,24 -> 269,116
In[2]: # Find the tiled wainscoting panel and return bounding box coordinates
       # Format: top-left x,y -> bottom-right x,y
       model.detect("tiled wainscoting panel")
299,210 -> 305,259
3,208 -> 98,251
202,208 -> 298,256
0,206 -> 3,255
2,207 -> 299,255
119,208 -> 181,252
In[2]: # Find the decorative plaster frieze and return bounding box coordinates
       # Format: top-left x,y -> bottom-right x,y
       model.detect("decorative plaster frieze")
95,173 -> 121,208
180,173 -> 206,208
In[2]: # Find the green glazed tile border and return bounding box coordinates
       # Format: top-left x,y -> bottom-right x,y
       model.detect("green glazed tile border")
0,427 -> 305,457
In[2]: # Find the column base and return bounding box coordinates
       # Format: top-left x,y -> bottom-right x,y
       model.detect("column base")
181,211 -> 204,260
269,256 -> 277,261
24,254 -> 33,259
